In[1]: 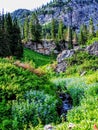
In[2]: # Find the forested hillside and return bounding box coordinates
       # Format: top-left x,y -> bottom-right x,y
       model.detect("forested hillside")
10,0 -> 98,50
11,0 -> 98,29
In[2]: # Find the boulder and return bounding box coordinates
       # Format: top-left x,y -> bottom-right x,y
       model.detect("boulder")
56,49 -> 75,73
56,61 -> 67,73
86,42 -> 98,56
57,49 -> 75,63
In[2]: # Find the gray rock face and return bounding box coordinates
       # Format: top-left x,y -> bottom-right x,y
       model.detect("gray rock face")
12,0 -> 98,31
57,49 -> 75,63
56,61 -> 67,73
56,41 -> 98,73
86,42 -> 98,56
38,0 -> 98,31
56,49 -> 75,72
24,40 -> 69,55
24,40 -> 56,55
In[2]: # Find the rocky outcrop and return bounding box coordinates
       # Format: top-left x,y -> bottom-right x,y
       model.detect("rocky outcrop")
86,42 -> 98,56
24,40 -> 69,55
56,41 -> 98,73
12,0 -> 98,31
38,0 -> 98,31
56,61 -> 67,73
57,50 -> 75,63
24,40 -> 57,55
56,49 -> 75,72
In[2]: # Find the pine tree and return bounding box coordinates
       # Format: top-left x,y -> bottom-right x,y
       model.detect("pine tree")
78,27 -> 83,45
66,26 -> 73,49
82,24 -> 88,42
12,18 -> 23,57
51,18 -> 55,40
29,17 -> 32,40
0,12 -> 23,57
0,13 -> 11,56
24,17 -> 29,42
5,13 -> 13,54
88,18 -> 95,39
58,20 -> 63,41
63,28 -> 67,41
73,31 -> 78,45
29,13 -> 42,42
78,24 -> 88,45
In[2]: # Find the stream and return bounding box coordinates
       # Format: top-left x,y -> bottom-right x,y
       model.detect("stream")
58,93 -> 73,118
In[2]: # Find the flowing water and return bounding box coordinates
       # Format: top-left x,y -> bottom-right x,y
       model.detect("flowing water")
59,93 -> 73,118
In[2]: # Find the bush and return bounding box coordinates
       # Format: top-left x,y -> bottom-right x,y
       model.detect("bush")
12,90 -> 59,129
86,37 -> 98,45
86,71 -> 98,84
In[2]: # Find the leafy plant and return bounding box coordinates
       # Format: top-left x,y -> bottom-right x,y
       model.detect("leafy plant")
12,90 -> 59,129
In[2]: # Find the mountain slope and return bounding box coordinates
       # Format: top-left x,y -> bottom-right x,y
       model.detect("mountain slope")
11,0 -> 98,30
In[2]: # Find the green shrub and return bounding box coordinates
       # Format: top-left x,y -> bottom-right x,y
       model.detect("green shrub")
65,51 -> 98,76
85,83 -> 98,96
12,90 -> 59,129
86,71 -> 98,84
86,37 -> 98,45
52,79 -> 67,92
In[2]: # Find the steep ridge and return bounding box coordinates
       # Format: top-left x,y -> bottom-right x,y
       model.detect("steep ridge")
11,0 -> 98,30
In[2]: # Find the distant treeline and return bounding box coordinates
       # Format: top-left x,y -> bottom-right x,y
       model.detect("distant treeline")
23,12 -> 98,49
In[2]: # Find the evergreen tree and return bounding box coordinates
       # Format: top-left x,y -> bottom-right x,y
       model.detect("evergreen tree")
73,31 -> 78,45
63,28 -> 67,41
5,13 -> 13,54
88,18 -> 95,39
29,13 -> 42,42
24,17 -> 29,42
58,20 -> 63,41
78,24 -> 88,45
51,18 -> 55,40
29,17 -> 32,40
12,18 -> 23,57
66,26 -> 73,49
0,12 -> 23,57
82,24 -> 88,42
0,13 -> 11,56
78,26 -> 84,45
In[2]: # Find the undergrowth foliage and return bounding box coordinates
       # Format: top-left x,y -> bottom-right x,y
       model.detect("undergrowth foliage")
12,90 -> 58,129
0,47 -> 98,130
0,57 -> 59,129
66,51 -> 98,75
